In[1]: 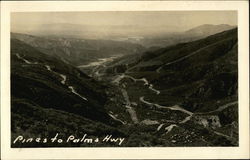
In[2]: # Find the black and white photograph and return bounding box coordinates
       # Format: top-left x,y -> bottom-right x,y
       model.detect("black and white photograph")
1,1 -> 249,159
10,11 -> 239,147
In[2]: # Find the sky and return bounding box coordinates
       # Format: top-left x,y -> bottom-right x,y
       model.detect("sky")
11,11 -> 237,38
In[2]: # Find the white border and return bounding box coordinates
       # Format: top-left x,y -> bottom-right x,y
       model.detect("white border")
1,1 -> 249,159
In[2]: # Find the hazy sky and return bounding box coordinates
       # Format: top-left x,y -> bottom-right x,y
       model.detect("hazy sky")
11,11 -> 237,37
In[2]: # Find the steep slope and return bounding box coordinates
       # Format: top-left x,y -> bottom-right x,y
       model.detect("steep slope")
11,33 -> 145,66
11,39 -> 126,147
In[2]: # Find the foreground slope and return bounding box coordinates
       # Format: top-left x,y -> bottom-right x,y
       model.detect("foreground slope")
11,39 -> 126,147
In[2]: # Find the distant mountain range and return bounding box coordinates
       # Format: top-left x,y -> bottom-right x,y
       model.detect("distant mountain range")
185,24 -> 235,36
11,23 -> 187,39
12,23 -> 236,48
11,33 -> 145,66
138,24 -> 236,47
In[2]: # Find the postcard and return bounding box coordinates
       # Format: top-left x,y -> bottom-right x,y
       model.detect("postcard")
1,1 -> 249,159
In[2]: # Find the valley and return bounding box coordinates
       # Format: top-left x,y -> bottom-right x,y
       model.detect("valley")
11,26 -> 238,147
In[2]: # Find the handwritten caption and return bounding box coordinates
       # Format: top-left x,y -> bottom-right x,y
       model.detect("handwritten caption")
13,133 -> 125,146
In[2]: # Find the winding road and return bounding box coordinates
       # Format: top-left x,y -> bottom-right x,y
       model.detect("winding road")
16,53 -> 88,101
195,101 -> 238,115
140,96 -> 194,132
112,74 -> 160,95
108,112 -> 126,125
111,72 -> 194,129
139,96 -> 193,116
121,88 -> 139,123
